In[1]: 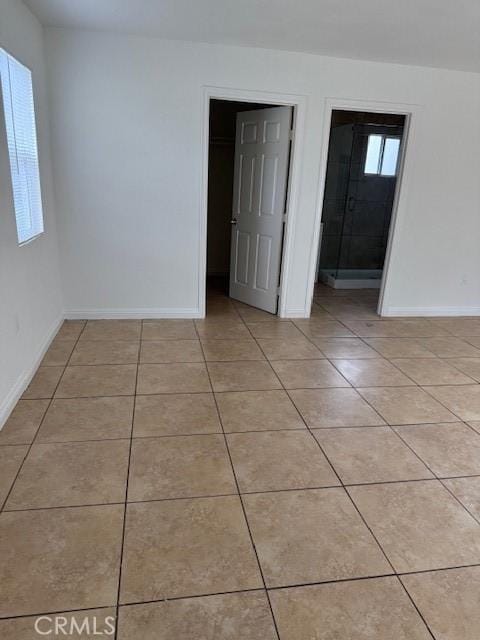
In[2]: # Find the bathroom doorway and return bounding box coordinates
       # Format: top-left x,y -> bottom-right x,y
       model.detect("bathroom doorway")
317,109 -> 406,289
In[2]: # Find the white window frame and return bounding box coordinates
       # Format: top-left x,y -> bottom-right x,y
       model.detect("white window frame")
364,133 -> 401,177
0,47 -> 44,246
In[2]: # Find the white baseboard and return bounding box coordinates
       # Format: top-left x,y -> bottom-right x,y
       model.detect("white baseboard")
65,308 -> 203,319
0,314 -> 64,429
281,308 -> 310,318
382,306 -> 480,317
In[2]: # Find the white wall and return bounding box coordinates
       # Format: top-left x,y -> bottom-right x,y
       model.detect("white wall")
45,29 -> 480,318
0,0 -> 63,424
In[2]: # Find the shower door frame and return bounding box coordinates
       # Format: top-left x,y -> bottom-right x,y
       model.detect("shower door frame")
310,97 -> 421,317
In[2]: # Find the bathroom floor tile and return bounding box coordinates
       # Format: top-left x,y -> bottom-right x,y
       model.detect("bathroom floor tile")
0,399 -> 49,445
139,339 -> 204,363
80,320 -> 141,341
70,340 -> 140,365
0,445 -> 28,506
22,366 -> 64,399
201,339 -> 264,361
142,320 -> 197,340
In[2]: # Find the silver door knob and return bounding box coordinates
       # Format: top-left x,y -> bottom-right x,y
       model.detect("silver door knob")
230,218 -> 238,225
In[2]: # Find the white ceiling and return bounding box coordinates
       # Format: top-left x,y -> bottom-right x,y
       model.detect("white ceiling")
24,0 -> 480,73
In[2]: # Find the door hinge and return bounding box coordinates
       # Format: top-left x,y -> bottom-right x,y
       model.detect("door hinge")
282,213 -> 287,223
289,129 -> 294,141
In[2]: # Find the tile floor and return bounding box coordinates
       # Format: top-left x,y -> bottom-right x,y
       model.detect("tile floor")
1,284 -> 480,637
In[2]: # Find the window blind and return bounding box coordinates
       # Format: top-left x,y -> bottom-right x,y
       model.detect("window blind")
0,49 -> 44,244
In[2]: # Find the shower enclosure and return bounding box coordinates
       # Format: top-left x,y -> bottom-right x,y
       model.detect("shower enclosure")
318,111 -> 405,288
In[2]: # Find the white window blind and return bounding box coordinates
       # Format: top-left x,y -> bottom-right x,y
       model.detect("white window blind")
0,48 -> 44,244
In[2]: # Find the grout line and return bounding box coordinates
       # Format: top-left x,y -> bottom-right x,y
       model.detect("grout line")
194,319 -> 282,640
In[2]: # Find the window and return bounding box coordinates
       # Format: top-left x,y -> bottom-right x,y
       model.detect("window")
0,48 -> 43,244
364,134 -> 401,177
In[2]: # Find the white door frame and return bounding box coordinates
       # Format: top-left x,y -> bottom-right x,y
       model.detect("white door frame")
306,97 -> 422,317
199,86 -> 307,317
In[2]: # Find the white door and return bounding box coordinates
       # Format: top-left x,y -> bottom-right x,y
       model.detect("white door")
229,106 -> 292,313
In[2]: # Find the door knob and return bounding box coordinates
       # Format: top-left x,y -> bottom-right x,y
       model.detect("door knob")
230,218 -> 238,225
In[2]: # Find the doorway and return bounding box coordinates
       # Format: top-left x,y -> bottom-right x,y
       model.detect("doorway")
205,98 -> 295,316
316,109 -> 407,297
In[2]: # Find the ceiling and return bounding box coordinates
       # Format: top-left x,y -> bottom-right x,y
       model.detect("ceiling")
24,0 -> 480,73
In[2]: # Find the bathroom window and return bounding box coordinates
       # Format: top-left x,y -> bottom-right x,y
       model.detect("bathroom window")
364,134 -> 400,177
0,48 -> 44,245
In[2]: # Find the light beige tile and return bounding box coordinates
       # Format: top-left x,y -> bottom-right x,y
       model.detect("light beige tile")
469,420 -> 480,434
427,385 -> 480,421
56,365 -> 137,398
465,336 -> 480,348
120,497 -> 262,602
294,319 -> 355,338
419,337 -> 480,357
390,358 -> 475,385
55,320 -> 86,340
430,319 -> 480,337
195,321 -> 251,340
22,366 -> 64,399
243,488 -> 390,587
358,387 -> 457,425
216,390 -> 304,432
402,567 -> 480,640
364,338 -> 435,358
312,337 -> 379,358
202,339 -> 264,361
6,440 -> 130,509
207,361 -> 281,392
41,339 -> 76,366
246,321 -> 304,339
270,577 -> 431,640
290,388 -> 385,428
442,476 -> 480,520
349,480 -> 480,572
133,393 -> 220,437
0,609 -> 116,639
80,320 -> 141,341
227,431 -> 339,492
446,357 -> 480,382
0,399 -> 49,445
37,396 -> 134,442
128,435 -> 236,501
332,359 -> 414,387
271,359 -> 350,389
256,338 -> 322,360
314,427 -> 433,484
395,422 -> 480,477
237,306 -> 282,322
118,592 -> 276,640
0,505 -> 123,617
344,320 -> 448,338
70,340 -> 139,365
139,340 -> 203,363
142,320 -> 197,340
0,446 -> 28,506
137,363 -> 210,394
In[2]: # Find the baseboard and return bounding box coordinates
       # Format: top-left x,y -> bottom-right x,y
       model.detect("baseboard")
382,306 -> 480,317
65,308 -> 203,319
0,313 -> 64,429
281,308 -> 310,318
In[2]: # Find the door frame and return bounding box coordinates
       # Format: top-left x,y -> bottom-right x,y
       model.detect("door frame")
199,86 -> 307,317
308,97 -> 421,317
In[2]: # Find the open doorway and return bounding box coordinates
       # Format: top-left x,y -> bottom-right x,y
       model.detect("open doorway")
206,99 -> 294,316
316,109 -> 406,297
